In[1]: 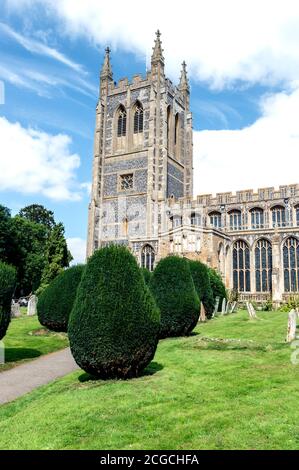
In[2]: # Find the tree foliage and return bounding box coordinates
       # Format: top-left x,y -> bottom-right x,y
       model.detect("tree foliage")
18,204 -> 55,231
188,260 -> 215,319
208,268 -> 227,308
68,245 -> 160,379
149,256 -> 200,338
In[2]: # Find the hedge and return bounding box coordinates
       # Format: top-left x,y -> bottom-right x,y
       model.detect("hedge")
0,262 -> 16,340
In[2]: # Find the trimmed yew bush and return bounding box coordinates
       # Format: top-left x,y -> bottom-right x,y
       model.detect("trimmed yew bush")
189,260 -> 214,318
208,268 -> 227,308
0,262 -> 16,340
149,256 -> 200,338
141,268 -> 152,285
68,245 -> 160,379
37,265 -> 84,332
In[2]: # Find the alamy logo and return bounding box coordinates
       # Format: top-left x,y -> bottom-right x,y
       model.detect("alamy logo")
0,341 -> 4,365
290,340 -> 299,365
0,80 -> 4,105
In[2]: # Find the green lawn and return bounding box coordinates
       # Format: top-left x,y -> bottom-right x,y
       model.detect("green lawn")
0,310 -> 68,372
0,310 -> 298,450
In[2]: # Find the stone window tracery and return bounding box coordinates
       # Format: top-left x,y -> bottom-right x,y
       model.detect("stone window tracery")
141,244 -> 155,271
255,239 -> 272,292
283,237 -> 299,292
209,211 -> 222,229
117,106 -> 127,137
271,205 -> 286,228
233,240 -> 251,292
134,102 -> 143,133
229,210 -> 242,231
251,208 -> 264,229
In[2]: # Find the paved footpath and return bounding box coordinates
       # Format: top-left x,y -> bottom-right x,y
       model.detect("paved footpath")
0,348 -> 79,405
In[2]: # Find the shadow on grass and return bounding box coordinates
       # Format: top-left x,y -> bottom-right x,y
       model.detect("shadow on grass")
4,348 -> 42,363
77,361 -> 164,383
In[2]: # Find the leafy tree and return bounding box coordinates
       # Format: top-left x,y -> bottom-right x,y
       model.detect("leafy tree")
38,223 -> 72,293
68,245 -> 160,379
0,205 -> 16,265
189,260 -> 214,318
19,204 -> 55,231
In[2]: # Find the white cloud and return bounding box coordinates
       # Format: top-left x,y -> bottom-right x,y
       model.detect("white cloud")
0,22 -> 85,74
5,0 -> 299,88
67,237 -> 86,265
0,117 -> 88,201
193,87 -> 299,195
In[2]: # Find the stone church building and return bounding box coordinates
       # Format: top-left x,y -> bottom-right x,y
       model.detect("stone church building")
87,31 -> 299,304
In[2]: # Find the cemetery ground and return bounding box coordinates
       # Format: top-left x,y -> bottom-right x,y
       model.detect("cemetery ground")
0,309 -> 68,372
0,310 -> 298,450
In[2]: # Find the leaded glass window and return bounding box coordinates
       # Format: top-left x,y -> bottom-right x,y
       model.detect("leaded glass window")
141,244 -> 155,271
283,237 -> 299,292
255,239 -> 272,292
117,106 -> 127,137
251,208 -> 264,229
209,212 -> 221,229
229,210 -> 242,231
271,205 -> 286,228
191,212 -> 201,226
232,240 -> 251,292
120,173 -> 133,191
134,103 -> 143,133
296,206 -> 299,226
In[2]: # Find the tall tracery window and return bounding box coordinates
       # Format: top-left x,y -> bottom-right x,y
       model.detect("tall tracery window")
133,102 -> 143,133
271,205 -> 286,228
117,106 -> 127,137
255,239 -> 272,292
251,208 -> 264,229
229,210 -> 242,231
167,106 -> 171,151
283,237 -> 299,292
233,240 -> 251,292
141,244 -> 155,272
296,206 -> 299,226
209,211 -> 222,229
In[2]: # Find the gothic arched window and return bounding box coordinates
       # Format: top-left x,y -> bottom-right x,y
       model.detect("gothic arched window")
296,205 -> 299,226
251,208 -> 264,229
117,106 -> 127,137
255,239 -> 272,292
133,102 -> 143,133
191,212 -> 201,226
209,211 -> 222,229
167,106 -> 171,151
229,210 -> 242,231
141,244 -> 155,272
174,113 -> 179,145
283,237 -> 299,292
232,240 -> 251,292
271,205 -> 286,228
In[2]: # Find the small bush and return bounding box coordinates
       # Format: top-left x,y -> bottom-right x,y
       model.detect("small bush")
141,268 -> 152,285
189,260 -> 214,318
150,256 -> 200,338
208,268 -> 227,311
37,265 -> 84,332
0,262 -> 16,340
68,245 -> 160,379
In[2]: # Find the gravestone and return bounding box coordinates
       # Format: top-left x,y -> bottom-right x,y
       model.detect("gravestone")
11,301 -> 21,318
221,298 -> 226,315
212,296 -> 220,317
230,301 -> 237,314
225,301 -> 231,314
200,302 -> 207,322
27,295 -> 37,316
246,302 -> 257,319
286,310 -> 297,343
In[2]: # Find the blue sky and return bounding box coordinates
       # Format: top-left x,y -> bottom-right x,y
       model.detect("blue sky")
1,0 -> 299,262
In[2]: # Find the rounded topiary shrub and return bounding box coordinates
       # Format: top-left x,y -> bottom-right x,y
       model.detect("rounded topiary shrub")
68,245 -> 160,379
208,268 -> 227,309
149,256 -> 200,338
0,262 -> 16,340
141,268 -> 152,285
189,260 -> 214,319
37,265 -> 85,332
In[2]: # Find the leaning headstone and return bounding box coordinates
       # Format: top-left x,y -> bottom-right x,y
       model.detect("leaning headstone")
200,302 -> 207,322
11,301 -> 21,318
27,295 -> 37,316
225,301 -> 231,314
212,296 -> 220,317
221,298 -> 226,315
230,301 -> 237,314
286,310 -> 297,343
246,302 -> 257,319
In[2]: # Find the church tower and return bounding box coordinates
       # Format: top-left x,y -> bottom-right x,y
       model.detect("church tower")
86,32 -> 193,269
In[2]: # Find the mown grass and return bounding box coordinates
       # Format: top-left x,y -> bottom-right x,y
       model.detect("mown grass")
0,310 -> 298,450
0,310 -> 68,372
